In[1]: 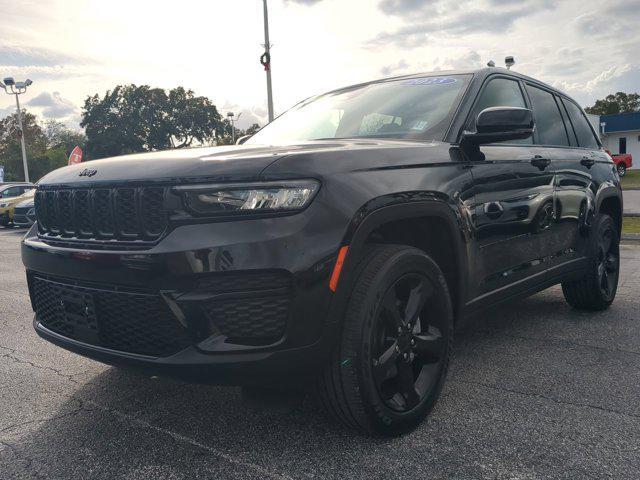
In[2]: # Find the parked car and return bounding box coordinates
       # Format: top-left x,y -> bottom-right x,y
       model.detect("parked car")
0,188 -> 35,227
22,68 -> 622,436
604,149 -> 632,176
12,194 -> 36,228
0,182 -> 33,199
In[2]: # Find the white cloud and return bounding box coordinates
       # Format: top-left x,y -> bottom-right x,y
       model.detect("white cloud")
27,91 -> 78,118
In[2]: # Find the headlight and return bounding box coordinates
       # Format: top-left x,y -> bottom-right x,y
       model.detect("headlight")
175,180 -> 320,216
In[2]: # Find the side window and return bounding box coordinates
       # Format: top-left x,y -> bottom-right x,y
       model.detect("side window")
561,99 -> 599,149
526,85 -> 569,146
3,187 -> 18,197
470,77 -> 531,144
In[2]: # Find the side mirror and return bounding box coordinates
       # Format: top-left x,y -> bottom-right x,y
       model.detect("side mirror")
236,135 -> 251,145
463,107 -> 534,145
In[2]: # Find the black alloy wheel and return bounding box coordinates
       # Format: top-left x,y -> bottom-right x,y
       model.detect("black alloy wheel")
617,163 -> 626,177
372,273 -> 446,412
562,213 -> 619,310
596,223 -> 619,302
316,244 -> 453,436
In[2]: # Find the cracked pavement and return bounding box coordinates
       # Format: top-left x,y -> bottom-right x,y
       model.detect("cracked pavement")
1,227 -> 639,479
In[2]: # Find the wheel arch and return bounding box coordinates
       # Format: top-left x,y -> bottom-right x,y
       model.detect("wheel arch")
333,198 -> 469,323
597,189 -> 623,237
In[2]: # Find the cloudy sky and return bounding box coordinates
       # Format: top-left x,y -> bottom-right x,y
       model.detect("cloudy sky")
0,0 -> 638,130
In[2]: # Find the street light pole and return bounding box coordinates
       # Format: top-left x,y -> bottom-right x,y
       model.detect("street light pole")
262,0 -> 274,122
1,77 -> 33,183
13,92 -> 29,183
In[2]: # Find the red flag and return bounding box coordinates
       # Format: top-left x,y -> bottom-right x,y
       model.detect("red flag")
68,146 -> 83,165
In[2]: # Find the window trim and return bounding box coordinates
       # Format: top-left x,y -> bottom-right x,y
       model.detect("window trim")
558,96 -> 602,150
524,82 -> 572,148
460,73 -> 534,147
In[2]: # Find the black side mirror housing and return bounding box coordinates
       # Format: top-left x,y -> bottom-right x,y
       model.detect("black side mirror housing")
463,106 -> 534,145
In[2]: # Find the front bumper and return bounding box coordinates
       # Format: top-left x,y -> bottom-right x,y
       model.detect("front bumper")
22,206 -> 347,384
34,316 -> 339,386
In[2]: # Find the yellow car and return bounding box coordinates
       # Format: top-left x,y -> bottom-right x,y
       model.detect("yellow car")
0,188 -> 35,227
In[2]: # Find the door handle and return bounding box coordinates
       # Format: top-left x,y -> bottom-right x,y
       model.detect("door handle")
531,155 -> 551,169
580,156 -> 595,167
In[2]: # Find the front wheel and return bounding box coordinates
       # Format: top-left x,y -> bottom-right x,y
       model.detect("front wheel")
617,163 -> 627,177
316,244 -> 453,436
562,214 -> 620,310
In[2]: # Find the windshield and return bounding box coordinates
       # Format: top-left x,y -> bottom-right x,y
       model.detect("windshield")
246,74 -> 470,145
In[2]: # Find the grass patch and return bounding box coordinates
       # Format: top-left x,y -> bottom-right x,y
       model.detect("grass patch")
621,170 -> 640,190
622,216 -> 640,235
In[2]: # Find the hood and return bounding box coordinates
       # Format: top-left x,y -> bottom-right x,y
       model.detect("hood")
37,145 -> 286,186
37,139 -> 449,187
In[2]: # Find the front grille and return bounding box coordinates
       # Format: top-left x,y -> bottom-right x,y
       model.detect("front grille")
196,271 -> 292,344
35,186 -> 168,246
13,206 -> 31,215
32,276 -> 193,357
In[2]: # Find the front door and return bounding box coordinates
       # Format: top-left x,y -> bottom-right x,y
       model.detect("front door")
464,75 -> 559,301
469,145 -> 556,298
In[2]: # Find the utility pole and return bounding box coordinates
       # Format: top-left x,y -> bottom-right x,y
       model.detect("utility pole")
1,77 -> 33,183
261,0 -> 274,122
226,111 -> 243,144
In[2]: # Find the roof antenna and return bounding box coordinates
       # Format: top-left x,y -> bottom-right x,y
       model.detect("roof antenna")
505,56 -> 515,70
487,60 -> 496,67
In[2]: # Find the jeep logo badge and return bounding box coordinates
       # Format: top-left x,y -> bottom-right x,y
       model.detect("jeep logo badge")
79,168 -> 97,177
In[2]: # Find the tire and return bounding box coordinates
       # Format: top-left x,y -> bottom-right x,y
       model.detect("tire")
617,163 -> 627,177
316,244 -> 454,436
562,214 -> 620,311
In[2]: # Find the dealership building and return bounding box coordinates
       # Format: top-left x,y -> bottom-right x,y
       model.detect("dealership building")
599,112 -> 640,163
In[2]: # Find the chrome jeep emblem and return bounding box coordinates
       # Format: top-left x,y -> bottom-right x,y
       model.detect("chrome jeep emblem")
79,168 -> 97,177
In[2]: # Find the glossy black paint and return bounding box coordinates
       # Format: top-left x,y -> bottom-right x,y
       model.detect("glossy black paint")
22,68 -> 622,386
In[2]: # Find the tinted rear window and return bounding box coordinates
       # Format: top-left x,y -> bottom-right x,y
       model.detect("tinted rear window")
526,85 -> 569,146
562,99 -> 599,149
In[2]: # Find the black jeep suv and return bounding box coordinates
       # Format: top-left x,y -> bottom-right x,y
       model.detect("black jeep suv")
22,68 -> 622,436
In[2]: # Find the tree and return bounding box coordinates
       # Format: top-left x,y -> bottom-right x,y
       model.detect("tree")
216,121 -> 262,146
43,119 -> 87,154
81,84 -> 224,158
0,110 -> 46,154
0,110 -> 72,182
0,110 -> 47,181
585,92 -> 640,115
168,87 -> 224,148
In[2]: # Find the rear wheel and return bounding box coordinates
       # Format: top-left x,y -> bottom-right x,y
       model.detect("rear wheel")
562,214 -> 619,310
316,244 -> 453,436
617,163 -> 627,176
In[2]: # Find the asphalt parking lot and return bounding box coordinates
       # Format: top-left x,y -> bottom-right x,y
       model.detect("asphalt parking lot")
1,228 -> 639,479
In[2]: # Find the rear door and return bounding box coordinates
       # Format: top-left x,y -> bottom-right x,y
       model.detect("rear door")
466,76 -> 558,300
551,97 -> 608,267
522,83 -> 580,274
